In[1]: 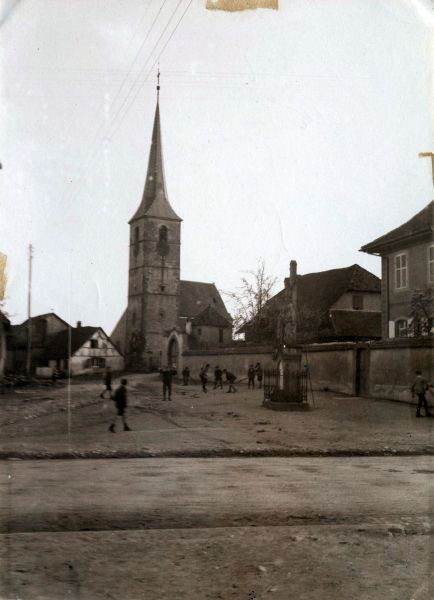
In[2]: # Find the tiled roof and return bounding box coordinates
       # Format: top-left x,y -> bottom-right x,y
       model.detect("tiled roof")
192,305 -> 232,327
266,264 -> 380,317
42,326 -> 99,359
18,313 -> 70,329
129,100 -> 181,223
238,264 -> 380,341
361,201 -> 434,254
330,310 -> 381,339
179,280 -> 231,320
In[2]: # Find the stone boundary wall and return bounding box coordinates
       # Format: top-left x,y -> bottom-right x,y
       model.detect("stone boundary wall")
369,338 -> 434,404
302,343 -> 356,395
184,338 -> 434,403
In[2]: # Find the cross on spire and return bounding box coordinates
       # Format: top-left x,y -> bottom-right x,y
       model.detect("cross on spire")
157,68 -> 160,98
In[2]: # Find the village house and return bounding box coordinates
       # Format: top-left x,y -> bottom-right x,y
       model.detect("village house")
38,324 -> 123,377
111,82 -> 232,371
7,312 -> 70,373
239,263 -> 381,345
361,200 -> 434,339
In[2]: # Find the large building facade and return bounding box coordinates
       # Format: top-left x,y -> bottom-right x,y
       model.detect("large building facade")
112,86 -> 232,371
361,201 -> 434,339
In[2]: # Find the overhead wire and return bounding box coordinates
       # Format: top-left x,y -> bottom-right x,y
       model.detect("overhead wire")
59,0 -> 181,208
63,0 -> 193,209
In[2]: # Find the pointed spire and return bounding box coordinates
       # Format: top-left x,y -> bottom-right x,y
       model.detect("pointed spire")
129,71 -> 181,223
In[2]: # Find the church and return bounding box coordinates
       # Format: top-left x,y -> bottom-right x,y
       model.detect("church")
111,79 -> 232,371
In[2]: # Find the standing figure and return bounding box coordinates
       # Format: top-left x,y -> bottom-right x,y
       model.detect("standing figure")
255,362 -> 263,389
199,364 -> 210,393
160,365 -> 177,401
247,364 -> 256,389
109,378 -> 131,432
182,365 -> 190,386
223,369 -> 237,393
411,370 -> 432,417
214,365 -> 223,389
100,366 -> 112,399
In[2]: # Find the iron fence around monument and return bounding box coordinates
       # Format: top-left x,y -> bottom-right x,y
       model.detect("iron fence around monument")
263,367 -> 308,404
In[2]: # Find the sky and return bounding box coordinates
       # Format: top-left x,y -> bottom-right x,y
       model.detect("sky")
0,0 -> 433,332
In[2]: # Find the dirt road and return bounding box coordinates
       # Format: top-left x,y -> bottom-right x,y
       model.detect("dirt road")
1,455 -> 434,599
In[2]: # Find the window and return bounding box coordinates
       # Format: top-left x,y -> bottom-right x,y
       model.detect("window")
395,253 -> 408,289
90,357 -> 105,368
90,339 -> 98,349
157,226 -> 169,257
197,327 -> 202,336
429,246 -> 434,284
219,328 -> 224,343
352,294 -> 364,310
395,319 -> 408,338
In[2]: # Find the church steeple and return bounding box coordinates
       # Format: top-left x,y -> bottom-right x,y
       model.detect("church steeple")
125,70 -> 182,371
130,72 -> 181,223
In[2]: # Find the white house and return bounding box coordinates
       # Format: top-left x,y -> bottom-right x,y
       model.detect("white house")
38,324 -> 124,376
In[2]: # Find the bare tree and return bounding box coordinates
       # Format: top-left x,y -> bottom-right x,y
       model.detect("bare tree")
224,259 -> 277,341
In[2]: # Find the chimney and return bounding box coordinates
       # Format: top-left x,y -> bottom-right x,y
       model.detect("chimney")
76,321 -> 82,329
290,260 -> 297,281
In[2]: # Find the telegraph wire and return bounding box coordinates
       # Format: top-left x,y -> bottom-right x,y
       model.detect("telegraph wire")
70,0 -> 191,201
59,0 -> 186,209
107,0 -> 194,141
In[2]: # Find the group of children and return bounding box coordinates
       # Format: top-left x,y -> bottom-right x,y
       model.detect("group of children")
99,367 -> 434,434
194,364 -> 237,393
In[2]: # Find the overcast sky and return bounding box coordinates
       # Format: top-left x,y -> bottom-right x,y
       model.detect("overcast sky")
1,0 -> 433,331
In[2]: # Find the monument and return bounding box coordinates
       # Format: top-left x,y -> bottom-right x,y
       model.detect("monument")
263,260 -> 309,411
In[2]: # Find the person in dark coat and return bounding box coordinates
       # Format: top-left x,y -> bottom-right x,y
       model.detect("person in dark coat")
247,364 -> 256,389
255,362 -> 263,389
214,366 -> 223,389
412,370 -> 432,417
199,364 -> 210,393
160,365 -> 177,401
182,366 -> 190,386
109,378 -> 131,432
100,367 -> 112,399
223,369 -> 237,393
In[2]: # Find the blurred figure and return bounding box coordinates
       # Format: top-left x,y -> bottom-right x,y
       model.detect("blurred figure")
199,364 -> 210,393
223,369 -> 237,393
182,365 -> 190,385
109,379 -> 131,432
160,365 -> 177,401
214,365 -> 223,389
255,362 -> 263,389
100,366 -> 112,399
247,364 -> 255,389
411,370 -> 432,417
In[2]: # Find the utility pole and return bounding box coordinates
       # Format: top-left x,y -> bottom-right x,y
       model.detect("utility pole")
26,244 -> 33,377
418,152 -> 434,186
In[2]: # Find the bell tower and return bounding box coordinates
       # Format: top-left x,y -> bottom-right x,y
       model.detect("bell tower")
126,73 -> 182,370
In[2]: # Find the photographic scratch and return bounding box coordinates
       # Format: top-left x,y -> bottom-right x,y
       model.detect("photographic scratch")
0,252 -> 7,301
206,0 -> 278,11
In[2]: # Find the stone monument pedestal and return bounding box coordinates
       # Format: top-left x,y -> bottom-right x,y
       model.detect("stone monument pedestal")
263,347 -> 309,411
